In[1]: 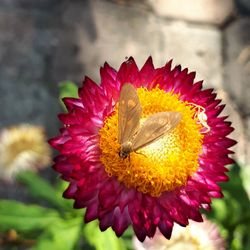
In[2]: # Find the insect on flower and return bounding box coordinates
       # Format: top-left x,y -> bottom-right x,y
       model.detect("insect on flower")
49,57 -> 236,242
118,83 -> 182,158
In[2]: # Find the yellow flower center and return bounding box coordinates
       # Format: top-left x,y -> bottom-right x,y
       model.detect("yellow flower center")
99,87 -> 203,197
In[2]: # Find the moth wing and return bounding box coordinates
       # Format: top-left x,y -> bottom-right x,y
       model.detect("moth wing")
118,83 -> 142,144
131,111 -> 182,151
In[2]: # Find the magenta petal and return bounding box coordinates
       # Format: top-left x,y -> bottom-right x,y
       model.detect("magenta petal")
84,201 -> 99,222
188,209 -> 203,222
98,180 -> 121,209
133,225 -> 147,242
63,182 -> 77,199
112,207 -> 130,237
117,57 -> 141,87
48,130 -> 70,150
63,97 -> 84,111
140,56 -> 156,88
158,219 -> 173,239
100,63 -> 119,101
99,210 -> 114,231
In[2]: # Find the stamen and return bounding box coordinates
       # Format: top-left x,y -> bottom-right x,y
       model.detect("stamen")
188,103 -> 210,133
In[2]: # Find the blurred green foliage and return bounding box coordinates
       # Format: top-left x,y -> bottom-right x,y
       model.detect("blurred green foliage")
0,200 -> 60,233
206,163 -> 250,250
83,222 -> 127,250
58,81 -> 79,111
0,171 -> 128,250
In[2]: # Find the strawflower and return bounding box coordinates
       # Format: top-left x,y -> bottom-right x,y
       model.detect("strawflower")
0,124 -> 52,181
133,216 -> 225,250
50,57 -> 236,241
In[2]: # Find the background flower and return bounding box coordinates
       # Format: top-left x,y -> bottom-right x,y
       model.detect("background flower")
133,216 -> 225,250
0,124 -> 52,181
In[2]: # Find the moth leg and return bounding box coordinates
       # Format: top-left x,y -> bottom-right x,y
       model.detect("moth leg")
134,151 -> 147,158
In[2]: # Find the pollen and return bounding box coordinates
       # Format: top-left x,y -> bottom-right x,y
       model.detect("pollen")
99,87 -> 204,197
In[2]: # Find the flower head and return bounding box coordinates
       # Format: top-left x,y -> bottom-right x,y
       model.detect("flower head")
0,124 -> 52,180
50,57 -> 236,241
133,216 -> 225,250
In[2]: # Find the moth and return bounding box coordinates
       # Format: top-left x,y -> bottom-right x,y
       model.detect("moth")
118,83 -> 182,159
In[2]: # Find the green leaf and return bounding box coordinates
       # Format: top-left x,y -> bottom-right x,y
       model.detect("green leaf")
16,171 -> 70,211
32,218 -> 81,250
0,200 -> 60,232
208,164 -> 250,223
83,221 -> 126,250
121,227 -> 133,250
58,81 -> 78,111
207,164 -> 250,250
55,180 -> 79,216
220,164 -> 250,212
209,198 -> 228,222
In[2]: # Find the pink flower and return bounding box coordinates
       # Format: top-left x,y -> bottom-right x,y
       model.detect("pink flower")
49,57 -> 236,241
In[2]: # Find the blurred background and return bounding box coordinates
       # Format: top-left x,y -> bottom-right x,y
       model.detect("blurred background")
0,0 -> 250,249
